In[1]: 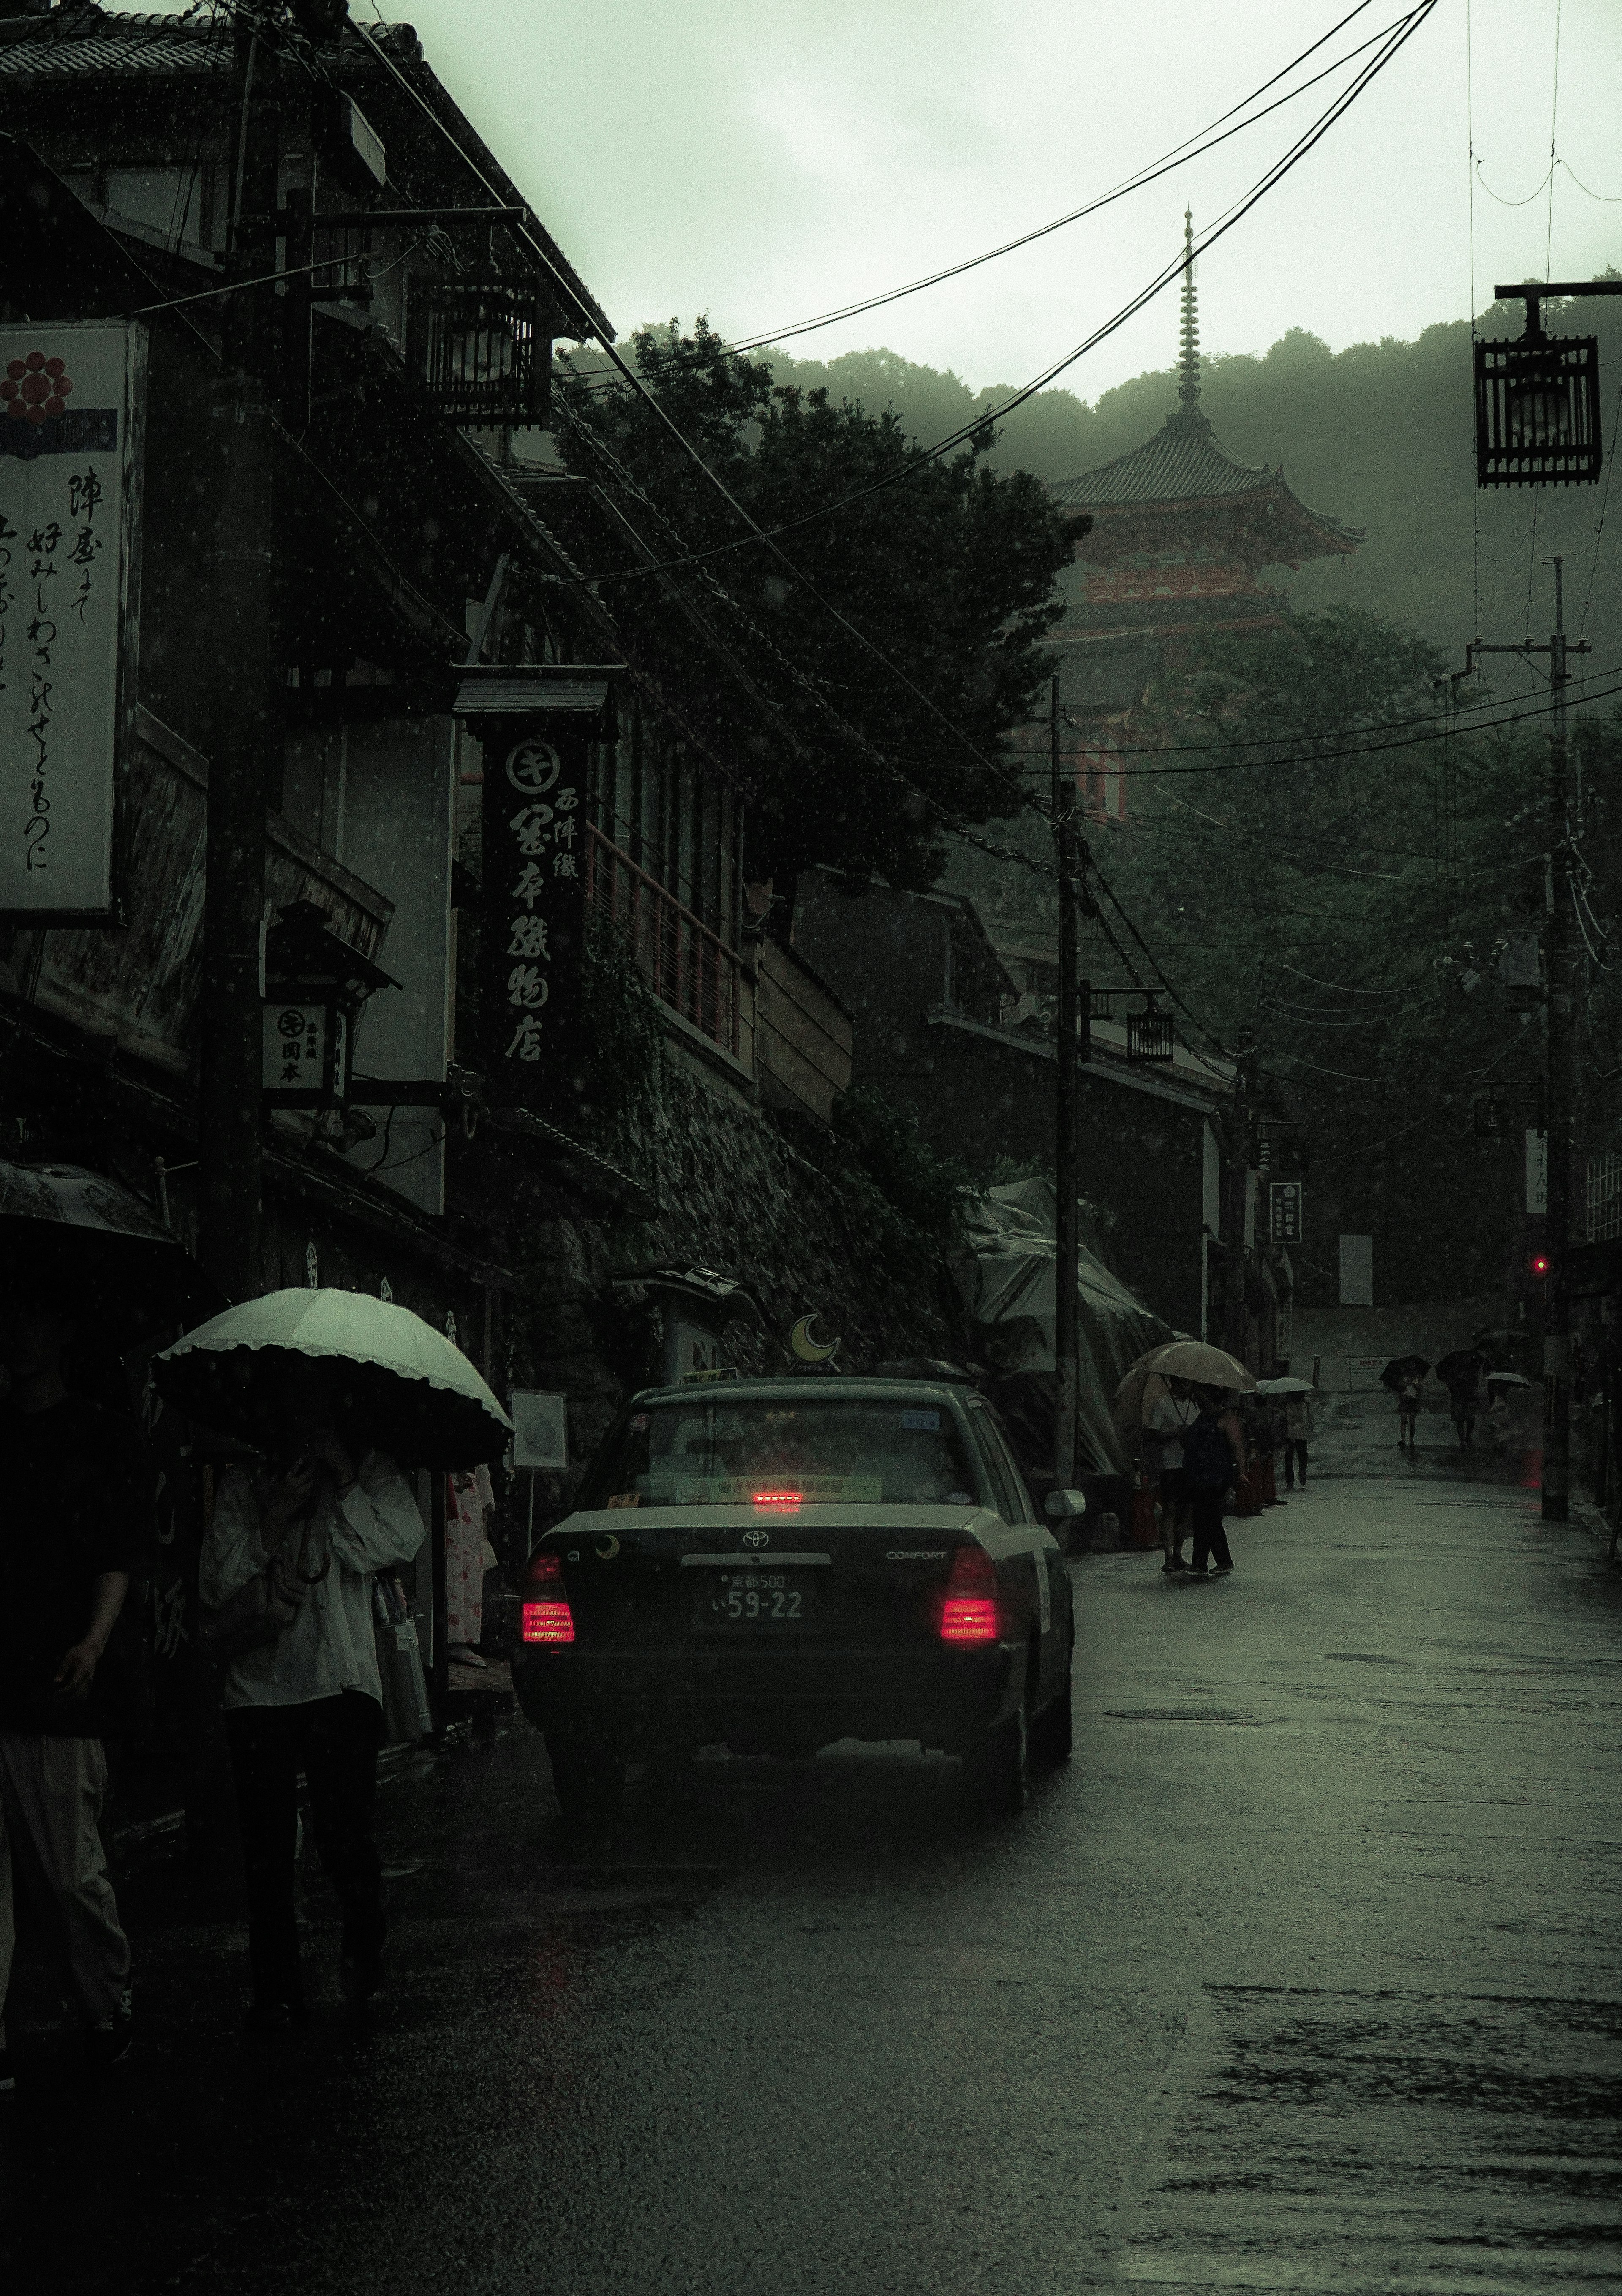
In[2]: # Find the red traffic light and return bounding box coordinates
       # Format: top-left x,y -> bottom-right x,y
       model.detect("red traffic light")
1529,1253 -> 1550,1277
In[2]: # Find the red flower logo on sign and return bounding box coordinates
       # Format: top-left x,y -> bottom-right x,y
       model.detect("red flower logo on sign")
0,350 -> 75,426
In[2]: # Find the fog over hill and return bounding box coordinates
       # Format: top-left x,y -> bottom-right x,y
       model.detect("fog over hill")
766,287 -> 1622,688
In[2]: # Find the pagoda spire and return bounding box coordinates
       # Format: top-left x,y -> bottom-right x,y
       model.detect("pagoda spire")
1176,208 -> 1203,418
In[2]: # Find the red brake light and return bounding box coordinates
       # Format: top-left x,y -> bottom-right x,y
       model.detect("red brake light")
522,1548 -> 575,1644
752,1490 -> 802,1508
939,1542 -> 1000,1645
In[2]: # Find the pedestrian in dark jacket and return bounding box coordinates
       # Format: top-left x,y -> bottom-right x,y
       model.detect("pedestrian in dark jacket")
0,1282 -> 152,2086
1181,1387 -> 1247,1576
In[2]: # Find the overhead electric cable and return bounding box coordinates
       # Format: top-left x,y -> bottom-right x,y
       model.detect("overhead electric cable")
716,5 -> 1402,353
552,0 -> 1442,593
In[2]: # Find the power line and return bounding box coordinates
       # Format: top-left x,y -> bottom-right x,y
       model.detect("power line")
710,5 -> 1404,355
555,2 -> 1442,593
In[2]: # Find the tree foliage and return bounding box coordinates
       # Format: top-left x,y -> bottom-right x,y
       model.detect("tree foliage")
553,322 -> 1072,890
952,608 -> 1622,1305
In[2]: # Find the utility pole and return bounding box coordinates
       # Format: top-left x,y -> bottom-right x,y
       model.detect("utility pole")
198,24 -> 281,1300
1222,1055 -> 1253,1361
1544,557 -> 1573,1521
1461,565 -> 1589,1522
1052,672 -> 1080,1496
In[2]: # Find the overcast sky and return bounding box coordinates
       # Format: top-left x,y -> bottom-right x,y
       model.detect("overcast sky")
381,0 -> 1622,395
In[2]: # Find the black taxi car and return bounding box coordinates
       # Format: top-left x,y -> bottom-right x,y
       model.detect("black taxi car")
510,1376 -> 1080,1823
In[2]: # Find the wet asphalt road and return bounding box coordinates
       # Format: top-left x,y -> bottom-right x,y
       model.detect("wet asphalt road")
5,1434 -> 1621,2295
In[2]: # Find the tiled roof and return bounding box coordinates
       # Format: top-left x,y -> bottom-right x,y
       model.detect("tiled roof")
1049,404 -> 1362,548
1049,407 -> 1277,509
0,6 -> 227,76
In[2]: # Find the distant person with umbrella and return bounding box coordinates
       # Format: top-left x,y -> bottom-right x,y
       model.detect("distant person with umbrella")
1381,1355 -> 1430,1450
1436,1348 -> 1484,1452
163,1290 -> 509,2032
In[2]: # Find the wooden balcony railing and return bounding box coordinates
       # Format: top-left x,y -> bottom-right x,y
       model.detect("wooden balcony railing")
584,824 -> 743,1061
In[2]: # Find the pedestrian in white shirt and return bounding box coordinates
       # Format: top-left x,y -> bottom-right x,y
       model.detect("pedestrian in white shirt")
1147,1375 -> 1200,1574
199,1359 -> 423,2031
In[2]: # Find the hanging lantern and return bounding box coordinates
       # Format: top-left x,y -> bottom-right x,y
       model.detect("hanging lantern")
1127,995 -> 1174,1065
1475,286 -> 1606,488
261,899 -> 397,1111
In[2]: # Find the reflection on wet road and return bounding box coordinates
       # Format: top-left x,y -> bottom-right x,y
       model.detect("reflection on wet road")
4,1465 -> 1619,2294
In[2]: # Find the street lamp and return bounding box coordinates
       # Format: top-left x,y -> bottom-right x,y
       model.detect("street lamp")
1474,283 -> 1621,488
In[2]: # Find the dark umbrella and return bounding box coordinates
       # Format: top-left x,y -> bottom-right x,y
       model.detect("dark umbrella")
1435,1347 -> 1484,1387
1380,1353 -> 1431,1390
0,1159 -> 224,1349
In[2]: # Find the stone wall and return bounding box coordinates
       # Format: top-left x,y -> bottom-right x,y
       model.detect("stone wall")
511,1060 -> 963,1505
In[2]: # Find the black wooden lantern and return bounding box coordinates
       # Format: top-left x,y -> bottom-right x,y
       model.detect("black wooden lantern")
408,281 -> 555,428
1475,286 -> 1611,488
261,900 -> 397,1110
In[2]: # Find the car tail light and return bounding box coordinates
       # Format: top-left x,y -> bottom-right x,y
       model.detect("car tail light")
939,1541 -> 1000,1645
752,1489 -> 802,1509
522,1549 -> 575,1645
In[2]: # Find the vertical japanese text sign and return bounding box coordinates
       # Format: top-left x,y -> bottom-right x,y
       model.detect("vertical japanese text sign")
0,324 -> 144,918
1268,1179 -> 1303,1245
477,715 -> 591,1108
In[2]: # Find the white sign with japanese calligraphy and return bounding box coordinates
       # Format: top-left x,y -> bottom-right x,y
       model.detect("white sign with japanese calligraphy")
0,323 -> 142,918
475,712 -> 591,1105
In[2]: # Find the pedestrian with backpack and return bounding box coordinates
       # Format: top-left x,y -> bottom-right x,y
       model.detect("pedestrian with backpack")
1181,1387 -> 1247,1576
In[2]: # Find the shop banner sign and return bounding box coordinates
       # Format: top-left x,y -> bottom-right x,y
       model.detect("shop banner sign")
1268,1178 -> 1303,1245
476,714 -> 591,1109
0,323 -> 144,919
1525,1128 -> 1547,1215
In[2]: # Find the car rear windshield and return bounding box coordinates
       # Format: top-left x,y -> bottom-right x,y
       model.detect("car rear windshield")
578,1397 -> 983,1510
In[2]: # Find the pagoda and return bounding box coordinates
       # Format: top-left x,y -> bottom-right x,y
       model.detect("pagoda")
1047,214 -> 1362,821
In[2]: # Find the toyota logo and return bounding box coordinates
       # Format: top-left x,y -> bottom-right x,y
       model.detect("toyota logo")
743,1528 -> 770,1549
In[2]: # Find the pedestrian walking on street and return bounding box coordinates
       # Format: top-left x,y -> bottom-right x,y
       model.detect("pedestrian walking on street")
1396,1369 -> 1423,1448
1147,1374 -> 1200,1573
1284,1389 -> 1313,1487
0,1279 -> 152,2083
199,1359 -> 424,2032
1181,1386 -> 1246,1576
1446,1369 -> 1480,1451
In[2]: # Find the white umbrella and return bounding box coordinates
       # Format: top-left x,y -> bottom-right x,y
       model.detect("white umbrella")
1257,1376 -> 1314,1396
1486,1370 -> 1534,1388
154,1289 -> 513,1468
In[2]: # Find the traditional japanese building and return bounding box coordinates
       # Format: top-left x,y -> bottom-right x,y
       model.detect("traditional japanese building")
1047,215 -> 1362,822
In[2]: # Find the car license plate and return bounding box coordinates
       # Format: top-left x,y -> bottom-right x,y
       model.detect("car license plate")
692,1570 -> 815,1634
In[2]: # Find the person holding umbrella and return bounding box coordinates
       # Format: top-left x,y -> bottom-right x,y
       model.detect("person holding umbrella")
1380,1355 -> 1430,1450
197,1356 -> 424,2029
165,1290 -> 511,2032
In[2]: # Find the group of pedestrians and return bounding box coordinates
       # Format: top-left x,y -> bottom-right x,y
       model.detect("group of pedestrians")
0,1287 -> 426,2088
1146,1372 -> 1313,1579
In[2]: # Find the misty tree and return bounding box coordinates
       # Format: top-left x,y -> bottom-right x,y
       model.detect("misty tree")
552,321 -> 1073,890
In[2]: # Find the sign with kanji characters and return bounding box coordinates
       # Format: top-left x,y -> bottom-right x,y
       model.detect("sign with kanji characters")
1526,1128 -> 1548,1215
475,713 -> 593,1107
0,324 -> 144,919
1268,1178 -> 1304,1244
261,1001 -> 347,1107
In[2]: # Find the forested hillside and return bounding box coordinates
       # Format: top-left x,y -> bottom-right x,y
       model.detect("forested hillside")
768,284 -> 1622,675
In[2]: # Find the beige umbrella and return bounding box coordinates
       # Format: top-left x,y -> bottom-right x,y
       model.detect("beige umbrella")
1114,1339 -> 1255,1432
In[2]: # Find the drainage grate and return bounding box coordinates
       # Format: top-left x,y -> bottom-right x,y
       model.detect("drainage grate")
1104,1708 -> 1260,1723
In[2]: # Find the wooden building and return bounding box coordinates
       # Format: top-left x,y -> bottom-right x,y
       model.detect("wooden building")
0,5 -> 853,1756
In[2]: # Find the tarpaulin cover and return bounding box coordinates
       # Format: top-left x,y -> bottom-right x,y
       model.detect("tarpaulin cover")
956,1178 -> 1173,1476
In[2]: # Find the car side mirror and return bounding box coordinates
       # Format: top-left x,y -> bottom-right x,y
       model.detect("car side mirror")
1045,1488 -> 1087,1519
